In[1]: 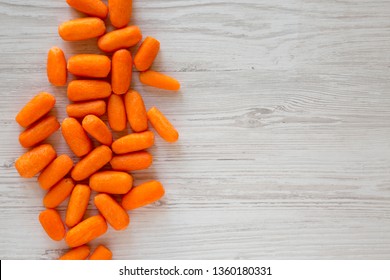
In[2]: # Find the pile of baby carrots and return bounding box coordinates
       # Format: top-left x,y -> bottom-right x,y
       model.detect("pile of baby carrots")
14,0 -> 180,260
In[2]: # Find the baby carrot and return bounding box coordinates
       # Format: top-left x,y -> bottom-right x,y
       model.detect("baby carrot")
71,145 -> 112,181
15,92 -> 56,128
59,18 -> 106,41
39,209 -> 65,241
19,115 -> 60,148
110,151 -> 153,171
61,117 -> 93,157
66,100 -> 106,118
65,215 -> 108,247
89,245 -> 112,260
89,171 -> 132,194
112,49 -> 132,95
98,26 -> 142,53
107,94 -> 126,132
139,70 -> 180,91
43,178 -> 75,209
47,47 -> 67,86
94,193 -> 129,230
65,184 -> 91,228
122,180 -> 164,210
67,80 -> 111,102
66,0 -> 108,19
108,0 -> 132,28
147,106 -> 179,143
82,115 -> 113,146
15,144 -> 56,178
125,90 -> 148,132
111,131 -> 154,154
67,54 -> 111,78
59,245 -> 90,260
134,37 -> 160,71
38,154 -> 73,190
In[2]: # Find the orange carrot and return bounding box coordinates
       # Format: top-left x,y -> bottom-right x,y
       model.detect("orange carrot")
15,92 -> 56,128
110,151 -> 153,171
15,144 -> 56,178
59,17 -> 106,41
82,115 -> 113,145
38,154 -> 74,190
19,115 -> 60,148
61,117 -> 93,157
107,94 -> 127,132
98,26 -> 142,53
139,70 -> 180,91
134,37 -> 160,71
89,171 -> 132,194
125,90 -> 148,132
89,245 -> 112,260
59,245 -> 90,260
122,180 -> 164,210
94,193 -> 129,230
66,0 -> 108,19
147,106 -> 179,143
65,184 -> 91,228
111,131 -> 154,154
66,100 -> 106,118
47,47 -> 67,86
39,209 -> 65,241
43,178 -> 75,208
71,145 -> 113,181
65,215 -> 108,247
67,80 -> 111,102
67,54 -> 111,78
112,49 -> 132,95
108,0 -> 132,28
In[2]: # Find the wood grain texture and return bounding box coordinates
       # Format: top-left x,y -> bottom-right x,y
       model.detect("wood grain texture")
1,0 -> 390,259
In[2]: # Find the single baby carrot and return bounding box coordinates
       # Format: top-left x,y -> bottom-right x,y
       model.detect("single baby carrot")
43,178 -> 75,208
65,184 -> 91,228
112,49 -> 132,95
19,115 -> 60,148
134,37 -> 160,71
82,115 -> 113,145
15,144 -> 56,178
39,209 -> 66,241
65,215 -> 108,247
147,106 -> 179,143
38,154 -> 74,190
66,100 -> 106,118
15,92 -> 56,128
67,80 -> 111,102
122,180 -> 165,210
139,70 -> 180,91
67,54 -> 111,78
66,0 -> 108,19
107,94 -> 126,132
61,117 -> 93,157
108,0 -> 132,28
59,245 -> 90,260
110,151 -> 153,171
97,26 -> 142,53
89,171 -> 132,194
124,90 -> 148,132
47,47 -> 67,86
59,17 -> 106,41
89,245 -> 112,260
111,131 -> 154,154
94,193 -> 130,230
71,145 -> 112,181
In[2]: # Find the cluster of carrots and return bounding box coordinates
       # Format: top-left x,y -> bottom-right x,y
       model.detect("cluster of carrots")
15,0 -> 180,260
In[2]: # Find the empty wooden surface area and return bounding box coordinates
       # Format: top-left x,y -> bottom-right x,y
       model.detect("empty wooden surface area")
1,0 -> 390,259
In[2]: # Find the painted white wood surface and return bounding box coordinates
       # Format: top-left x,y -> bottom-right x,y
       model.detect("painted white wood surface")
0,0 -> 390,259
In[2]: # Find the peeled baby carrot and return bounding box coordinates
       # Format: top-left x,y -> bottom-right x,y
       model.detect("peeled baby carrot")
112,49 -> 132,95
82,115 -> 113,145
67,54 -> 111,78
66,100 -> 106,118
134,37 -> 160,71
65,215 -> 108,247
71,145 -> 112,181
89,245 -> 112,260
66,0 -> 108,19
59,245 -> 90,260
125,90 -> 148,132
89,171 -> 132,194
110,151 -> 153,171
98,26 -> 142,53
139,70 -> 180,91
19,115 -> 60,148
39,209 -> 65,241
38,154 -> 73,190
122,180 -> 164,210
15,92 -> 56,128
15,144 -> 56,178
107,94 -> 126,132
59,17 -> 106,41
111,131 -> 154,154
94,193 -> 129,230
61,117 -> 93,157
43,178 -> 75,208
65,184 -> 91,228
67,80 -> 111,102
47,47 -> 67,86
108,0 -> 132,28
147,106 -> 179,143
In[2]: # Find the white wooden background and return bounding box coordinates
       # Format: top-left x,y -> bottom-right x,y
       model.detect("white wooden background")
0,0 -> 390,260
